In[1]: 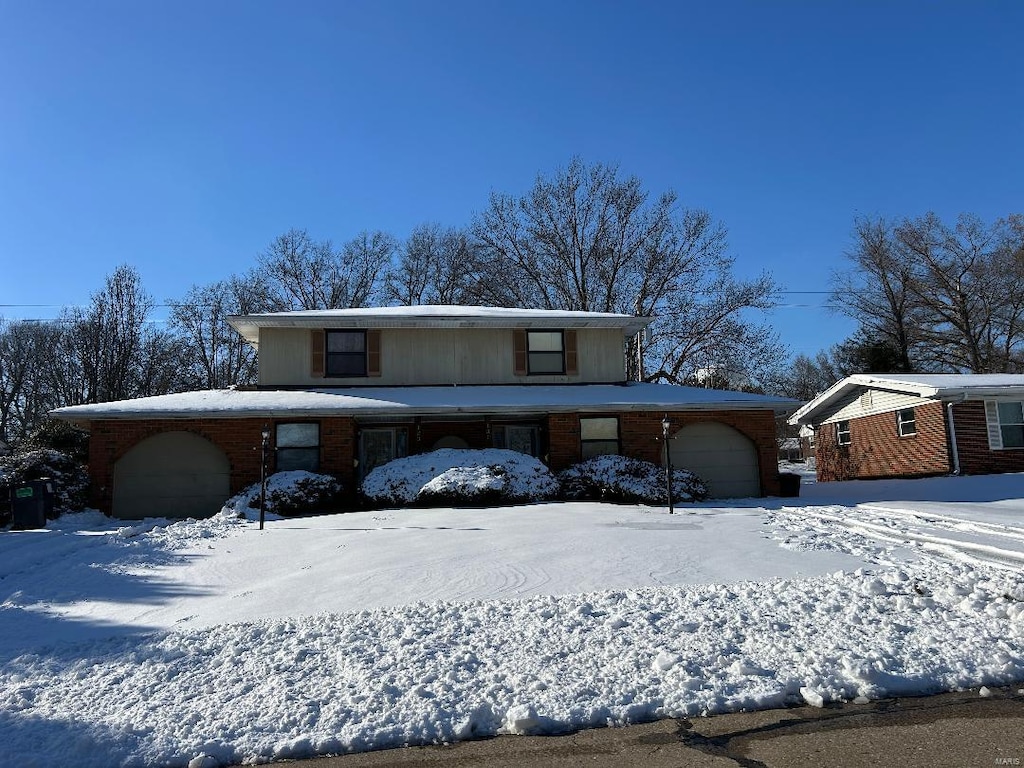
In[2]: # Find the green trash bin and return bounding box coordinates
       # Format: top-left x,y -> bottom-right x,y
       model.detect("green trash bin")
10,479 -> 54,529
778,472 -> 801,498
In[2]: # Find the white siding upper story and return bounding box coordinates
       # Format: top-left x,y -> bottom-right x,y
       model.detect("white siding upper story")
816,387 -> 934,425
258,326 -> 628,387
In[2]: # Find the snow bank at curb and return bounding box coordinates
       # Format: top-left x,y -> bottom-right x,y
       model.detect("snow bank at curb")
2,559 -> 1021,767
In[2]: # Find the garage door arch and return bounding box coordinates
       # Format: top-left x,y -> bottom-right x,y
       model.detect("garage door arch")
669,421 -> 760,499
113,431 -> 230,520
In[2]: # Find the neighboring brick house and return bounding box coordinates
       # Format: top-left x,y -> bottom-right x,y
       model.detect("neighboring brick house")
788,374 -> 1024,482
53,306 -> 796,519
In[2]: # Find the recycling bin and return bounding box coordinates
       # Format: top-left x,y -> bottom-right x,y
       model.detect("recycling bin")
10,479 -> 55,529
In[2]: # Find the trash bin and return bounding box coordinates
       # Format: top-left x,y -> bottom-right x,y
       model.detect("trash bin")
10,479 -> 55,529
778,472 -> 801,498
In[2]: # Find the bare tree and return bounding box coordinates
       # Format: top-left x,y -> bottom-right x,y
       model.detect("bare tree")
897,213 -> 1024,373
0,319 -> 62,445
169,275 -> 269,389
469,157 -> 781,385
829,215 -> 920,372
385,223 -> 480,306
258,228 -> 396,311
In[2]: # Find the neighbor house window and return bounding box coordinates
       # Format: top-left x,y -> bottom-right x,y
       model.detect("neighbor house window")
276,422 -> 320,472
836,420 -> 851,446
997,402 -> 1024,448
580,416 -> 620,459
527,330 -> 565,374
326,330 -> 367,377
897,408 -> 917,437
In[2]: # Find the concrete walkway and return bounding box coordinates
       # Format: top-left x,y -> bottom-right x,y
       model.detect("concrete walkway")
250,686 -> 1024,768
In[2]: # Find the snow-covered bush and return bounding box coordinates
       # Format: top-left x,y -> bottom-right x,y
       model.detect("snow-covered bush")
0,448 -> 90,515
558,455 -> 707,504
361,448 -> 560,508
221,470 -> 343,519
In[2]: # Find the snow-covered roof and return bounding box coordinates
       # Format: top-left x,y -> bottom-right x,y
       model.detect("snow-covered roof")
789,373 -> 1024,426
52,383 -> 798,421
227,305 -> 652,344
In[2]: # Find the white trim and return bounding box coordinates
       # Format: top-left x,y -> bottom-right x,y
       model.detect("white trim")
985,400 -> 1004,450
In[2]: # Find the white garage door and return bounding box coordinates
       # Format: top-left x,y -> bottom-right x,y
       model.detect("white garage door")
113,431 -> 230,520
669,421 -> 760,499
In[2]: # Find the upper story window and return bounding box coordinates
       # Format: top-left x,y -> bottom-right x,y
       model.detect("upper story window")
326,330 -> 367,376
527,330 -> 565,374
512,329 -> 578,377
836,420 -> 851,446
897,408 -> 917,437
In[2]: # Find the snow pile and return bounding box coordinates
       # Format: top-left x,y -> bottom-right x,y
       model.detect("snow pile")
559,455 -> 707,503
1,473 -> 1024,767
361,449 -> 560,507
0,559 -> 1020,767
220,470 -> 342,519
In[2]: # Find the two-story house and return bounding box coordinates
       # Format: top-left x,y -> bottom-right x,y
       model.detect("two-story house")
53,306 -> 796,519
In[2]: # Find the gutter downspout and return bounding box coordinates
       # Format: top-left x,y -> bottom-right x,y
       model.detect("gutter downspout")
946,399 -> 962,475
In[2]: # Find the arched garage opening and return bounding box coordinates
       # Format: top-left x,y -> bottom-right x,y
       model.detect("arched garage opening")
669,421 -> 760,499
113,431 -> 230,520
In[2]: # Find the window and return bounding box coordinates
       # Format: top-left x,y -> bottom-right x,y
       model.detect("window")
359,427 -> 409,477
527,330 -> 564,374
492,424 -> 541,456
326,330 -> 366,377
836,420 -> 851,446
897,408 -> 917,437
580,417 -> 620,459
997,402 -> 1024,448
276,422 -> 320,472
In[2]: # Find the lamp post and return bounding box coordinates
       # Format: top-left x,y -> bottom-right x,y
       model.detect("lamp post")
259,426 -> 270,530
662,415 -> 674,515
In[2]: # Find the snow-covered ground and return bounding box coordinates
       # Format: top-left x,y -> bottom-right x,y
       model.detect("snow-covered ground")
2,472 -> 1023,767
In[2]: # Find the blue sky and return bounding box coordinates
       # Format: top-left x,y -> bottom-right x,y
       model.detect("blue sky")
1,0 -> 1021,358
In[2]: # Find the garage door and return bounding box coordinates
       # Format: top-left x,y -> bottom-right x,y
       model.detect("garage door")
113,431 -> 230,520
669,421 -> 760,499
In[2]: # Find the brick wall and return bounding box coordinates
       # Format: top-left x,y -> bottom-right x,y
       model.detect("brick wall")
88,417 -> 359,513
86,407 -> 785,513
617,410 -> 782,497
815,400 -> 950,482
951,401 -> 1024,475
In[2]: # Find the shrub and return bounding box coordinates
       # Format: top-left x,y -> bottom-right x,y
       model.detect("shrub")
0,448 -> 90,517
558,455 -> 707,504
19,420 -> 90,463
221,471 -> 343,519
361,448 -> 560,507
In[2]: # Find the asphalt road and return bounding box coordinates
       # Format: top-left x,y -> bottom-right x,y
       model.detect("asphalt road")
241,685 -> 1024,767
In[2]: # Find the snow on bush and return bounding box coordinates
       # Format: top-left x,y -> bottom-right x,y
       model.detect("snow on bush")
0,448 -> 90,515
361,448 -> 560,507
558,455 -> 707,504
220,470 -> 343,520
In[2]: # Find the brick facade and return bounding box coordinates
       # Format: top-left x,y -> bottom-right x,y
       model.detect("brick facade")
87,408 -> 784,513
814,398 -> 1024,482
950,401 -> 1024,475
815,400 -> 950,482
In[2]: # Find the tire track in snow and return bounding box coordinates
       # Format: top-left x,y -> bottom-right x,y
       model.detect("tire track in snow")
779,505 -> 1024,571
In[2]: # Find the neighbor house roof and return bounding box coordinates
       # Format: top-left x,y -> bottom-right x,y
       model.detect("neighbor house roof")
52,383 -> 798,422
789,373 -> 1024,427
227,305 -> 652,346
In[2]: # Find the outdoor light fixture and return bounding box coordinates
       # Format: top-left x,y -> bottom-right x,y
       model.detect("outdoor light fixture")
662,415 -> 674,515
259,427 -> 271,530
